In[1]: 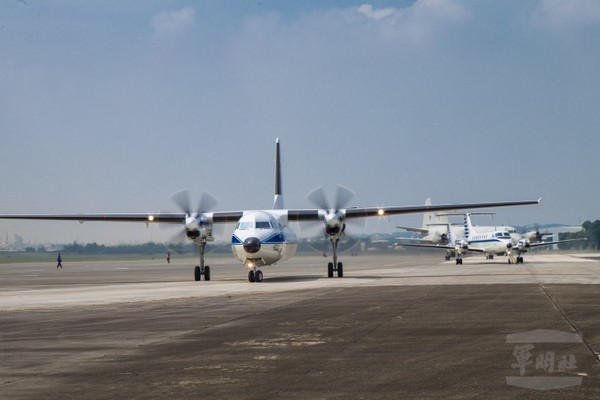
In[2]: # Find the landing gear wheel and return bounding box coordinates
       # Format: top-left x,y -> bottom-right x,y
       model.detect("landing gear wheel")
248,270 -> 255,283
456,258 -> 463,265
255,270 -> 263,282
337,262 -> 343,278
204,265 -> 211,281
194,266 -> 201,281
490,254 -> 494,260
328,262 -> 334,278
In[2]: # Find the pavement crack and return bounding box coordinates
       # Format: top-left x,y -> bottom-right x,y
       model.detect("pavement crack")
539,284 -> 600,363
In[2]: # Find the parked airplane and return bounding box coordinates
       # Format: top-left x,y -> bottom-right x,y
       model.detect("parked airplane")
0,139 -> 541,282
396,198 -> 516,245
396,198 -> 452,244
400,213 -> 584,264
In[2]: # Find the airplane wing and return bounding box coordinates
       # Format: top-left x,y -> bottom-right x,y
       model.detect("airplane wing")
0,211 -> 247,224
395,226 -> 429,234
287,198 -> 541,221
0,213 -> 185,224
395,242 -> 454,250
518,237 -> 587,250
0,199 -> 540,225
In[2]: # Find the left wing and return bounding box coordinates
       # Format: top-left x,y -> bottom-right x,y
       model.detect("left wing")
286,198 -> 541,221
516,237 -> 587,250
396,242 -> 486,253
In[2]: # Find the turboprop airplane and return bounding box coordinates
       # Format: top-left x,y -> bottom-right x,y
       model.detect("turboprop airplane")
396,198 -> 452,244
0,139 -> 541,282
399,213 -> 585,264
396,200 -> 518,246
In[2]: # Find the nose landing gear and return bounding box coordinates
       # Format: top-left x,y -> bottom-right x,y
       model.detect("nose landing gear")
248,268 -> 264,282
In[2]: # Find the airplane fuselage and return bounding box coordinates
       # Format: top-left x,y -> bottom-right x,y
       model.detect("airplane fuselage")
231,211 -> 298,269
467,230 -> 512,254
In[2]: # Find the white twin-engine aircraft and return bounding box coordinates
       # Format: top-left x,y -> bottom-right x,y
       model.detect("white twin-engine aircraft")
0,139 -> 541,283
401,213 -> 584,265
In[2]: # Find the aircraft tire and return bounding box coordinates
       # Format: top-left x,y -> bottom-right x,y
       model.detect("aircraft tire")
194,266 -> 201,281
248,270 -> 256,283
327,262 -> 334,278
204,266 -> 211,281
255,270 -> 263,282
337,262 -> 343,278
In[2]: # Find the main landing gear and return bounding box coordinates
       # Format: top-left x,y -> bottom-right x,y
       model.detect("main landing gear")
326,235 -> 344,278
327,262 -> 343,278
194,238 -> 211,281
509,256 -> 524,264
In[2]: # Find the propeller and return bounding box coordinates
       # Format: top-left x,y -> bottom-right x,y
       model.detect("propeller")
172,190 -> 218,217
167,190 -> 218,243
306,185 -> 355,236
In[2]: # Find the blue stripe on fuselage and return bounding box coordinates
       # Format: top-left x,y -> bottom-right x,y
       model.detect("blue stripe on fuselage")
231,232 -> 287,245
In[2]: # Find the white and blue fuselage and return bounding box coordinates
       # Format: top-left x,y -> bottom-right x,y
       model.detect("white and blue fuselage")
231,210 -> 298,269
466,230 -> 513,254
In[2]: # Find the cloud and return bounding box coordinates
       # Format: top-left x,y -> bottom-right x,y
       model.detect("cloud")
357,4 -> 395,21
354,0 -> 468,43
151,6 -> 196,37
532,0 -> 600,30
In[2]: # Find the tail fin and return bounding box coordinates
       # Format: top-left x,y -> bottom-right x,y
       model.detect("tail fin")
463,213 -> 474,241
447,223 -> 456,245
422,198 -> 448,229
273,138 -> 284,209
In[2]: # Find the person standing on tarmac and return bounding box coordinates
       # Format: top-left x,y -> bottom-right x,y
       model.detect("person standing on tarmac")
56,253 -> 63,269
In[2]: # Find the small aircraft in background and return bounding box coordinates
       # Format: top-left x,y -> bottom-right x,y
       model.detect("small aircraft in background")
396,199 -> 519,245
0,140 -> 541,282
399,213 -> 585,264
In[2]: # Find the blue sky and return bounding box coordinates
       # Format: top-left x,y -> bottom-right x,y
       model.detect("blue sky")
1,0 -> 599,244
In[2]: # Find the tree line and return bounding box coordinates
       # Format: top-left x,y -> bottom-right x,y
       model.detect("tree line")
560,220 -> 600,250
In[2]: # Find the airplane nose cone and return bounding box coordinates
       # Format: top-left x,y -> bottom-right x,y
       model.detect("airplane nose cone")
243,237 -> 261,254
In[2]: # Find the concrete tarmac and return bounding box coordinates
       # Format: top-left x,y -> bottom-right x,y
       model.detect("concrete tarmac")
1,252 -> 600,399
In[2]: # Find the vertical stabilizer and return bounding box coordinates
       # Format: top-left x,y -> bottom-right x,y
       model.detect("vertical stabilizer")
464,213 -> 474,241
447,222 -> 457,245
422,198 -> 448,228
273,138 -> 283,209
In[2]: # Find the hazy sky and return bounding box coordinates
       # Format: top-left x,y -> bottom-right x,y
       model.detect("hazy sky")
1,0 -> 599,245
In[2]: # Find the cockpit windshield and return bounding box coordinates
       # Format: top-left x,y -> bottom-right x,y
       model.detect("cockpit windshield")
236,221 -> 253,230
235,220 -> 273,230
255,221 -> 272,229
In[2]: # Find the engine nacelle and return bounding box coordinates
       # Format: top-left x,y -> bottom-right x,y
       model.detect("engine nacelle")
455,240 -> 468,250
187,230 -> 201,240
518,239 -> 531,248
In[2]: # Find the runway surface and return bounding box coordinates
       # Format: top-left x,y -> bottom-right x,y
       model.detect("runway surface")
1,252 -> 600,399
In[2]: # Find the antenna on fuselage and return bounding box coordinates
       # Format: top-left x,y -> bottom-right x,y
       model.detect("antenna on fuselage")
273,138 -> 284,209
